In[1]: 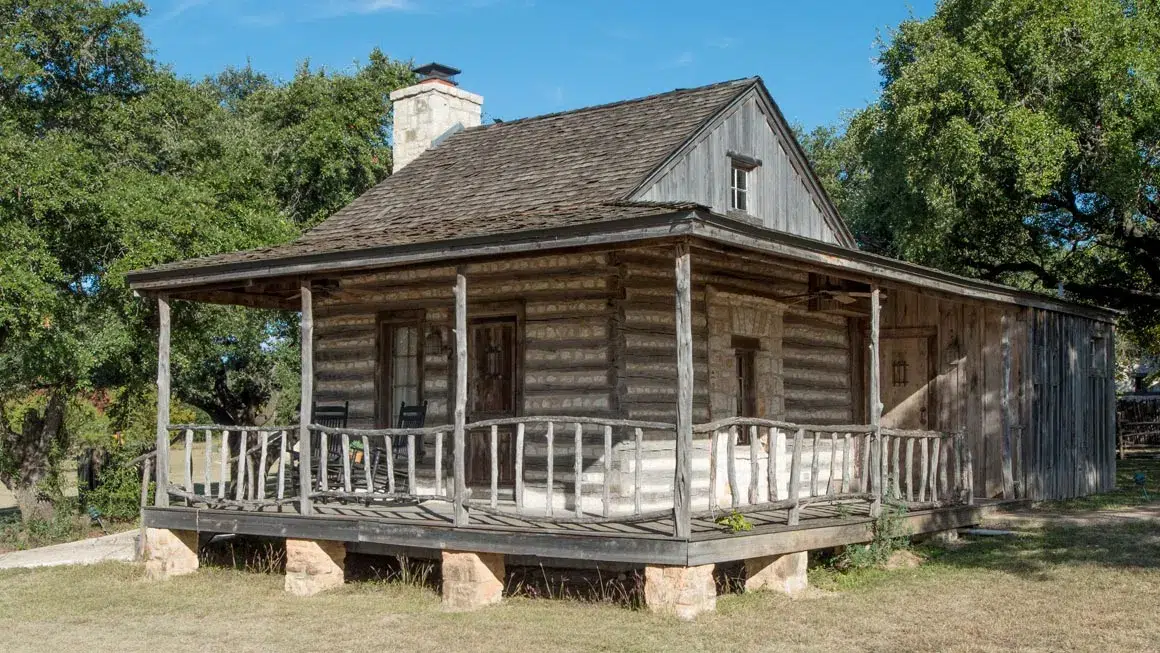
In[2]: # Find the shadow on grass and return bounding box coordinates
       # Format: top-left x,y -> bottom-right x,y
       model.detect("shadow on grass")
200,535 -> 287,574
1045,455 -> 1160,512
345,552 -> 441,591
505,565 -> 646,608
927,519 -> 1160,579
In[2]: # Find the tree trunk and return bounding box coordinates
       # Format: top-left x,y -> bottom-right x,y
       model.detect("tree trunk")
0,390 -> 69,522
12,487 -> 54,522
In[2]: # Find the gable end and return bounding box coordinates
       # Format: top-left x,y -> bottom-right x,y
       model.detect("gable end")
627,80 -> 857,248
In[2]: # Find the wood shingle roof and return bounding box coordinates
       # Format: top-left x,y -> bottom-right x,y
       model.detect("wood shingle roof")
135,77 -> 755,276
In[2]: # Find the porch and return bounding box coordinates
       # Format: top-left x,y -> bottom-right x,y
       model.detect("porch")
141,414 -> 982,608
130,215 -> 1113,614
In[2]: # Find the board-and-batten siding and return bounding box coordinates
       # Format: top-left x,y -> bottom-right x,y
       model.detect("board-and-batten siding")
634,91 -> 841,245
883,287 -> 1115,501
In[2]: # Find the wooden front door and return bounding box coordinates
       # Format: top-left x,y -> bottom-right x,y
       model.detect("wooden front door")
466,317 -> 518,486
879,334 -> 936,430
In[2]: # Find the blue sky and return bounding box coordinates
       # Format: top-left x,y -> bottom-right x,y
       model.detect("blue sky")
142,0 -> 936,131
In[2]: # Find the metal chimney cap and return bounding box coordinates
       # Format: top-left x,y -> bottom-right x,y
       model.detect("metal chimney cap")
413,62 -> 461,85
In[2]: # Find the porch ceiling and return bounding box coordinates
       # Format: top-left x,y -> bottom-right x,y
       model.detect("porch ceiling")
128,209 -> 1117,323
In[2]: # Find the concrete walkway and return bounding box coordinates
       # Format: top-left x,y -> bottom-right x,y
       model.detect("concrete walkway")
0,530 -> 138,570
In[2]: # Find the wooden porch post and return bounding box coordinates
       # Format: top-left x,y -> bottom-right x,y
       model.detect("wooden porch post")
298,279 -> 314,516
154,294 -> 171,507
453,270 -> 469,527
673,245 -> 693,539
868,284 -> 882,517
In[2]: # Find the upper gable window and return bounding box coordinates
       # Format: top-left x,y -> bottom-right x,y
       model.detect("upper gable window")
728,152 -> 760,214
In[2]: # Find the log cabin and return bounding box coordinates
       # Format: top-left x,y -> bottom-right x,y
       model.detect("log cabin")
127,64 -> 1117,616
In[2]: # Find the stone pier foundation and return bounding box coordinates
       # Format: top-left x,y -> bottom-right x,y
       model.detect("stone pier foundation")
744,551 -> 808,596
144,528 -> 200,580
643,563 -> 716,619
284,539 -> 346,596
441,550 -> 504,610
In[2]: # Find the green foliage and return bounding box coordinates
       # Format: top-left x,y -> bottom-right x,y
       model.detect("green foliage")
0,498 -> 89,551
803,0 -> 1160,353
0,0 -> 414,511
715,510 -> 754,533
80,444 -> 149,521
838,501 -> 912,570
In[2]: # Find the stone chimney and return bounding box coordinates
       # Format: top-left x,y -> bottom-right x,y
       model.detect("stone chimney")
390,63 -> 483,173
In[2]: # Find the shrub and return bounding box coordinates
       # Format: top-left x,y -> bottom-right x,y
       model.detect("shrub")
838,499 -> 911,570
715,510 -> 754,533
81,445 -> 149,521
0,498 -> 89,551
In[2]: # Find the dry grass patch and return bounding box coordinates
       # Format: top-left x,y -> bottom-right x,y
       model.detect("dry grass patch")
2,514 -> 1159,653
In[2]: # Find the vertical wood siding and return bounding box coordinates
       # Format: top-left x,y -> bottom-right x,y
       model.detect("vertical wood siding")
884,287 -> 1115,500
635,93 -> 841,245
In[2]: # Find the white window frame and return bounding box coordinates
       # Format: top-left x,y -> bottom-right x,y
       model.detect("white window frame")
730,162 -> 749,212
728,151 -> 762,215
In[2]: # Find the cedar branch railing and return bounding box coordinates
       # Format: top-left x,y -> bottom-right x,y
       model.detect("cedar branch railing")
146,415 -> 973,535
695,418 -> 972,525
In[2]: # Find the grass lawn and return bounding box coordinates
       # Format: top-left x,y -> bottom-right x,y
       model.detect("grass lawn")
1,456 -> 1158,652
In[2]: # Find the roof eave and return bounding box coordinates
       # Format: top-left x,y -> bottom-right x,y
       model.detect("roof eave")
127,209 -> 1119,322
692,210 -> 1120,323
126,210 -> 702,292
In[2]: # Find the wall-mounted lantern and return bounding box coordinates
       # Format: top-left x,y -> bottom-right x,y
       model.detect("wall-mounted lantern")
943,337 -> 963,367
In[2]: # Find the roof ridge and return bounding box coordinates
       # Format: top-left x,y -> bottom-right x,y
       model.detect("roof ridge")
464,76 -> 758,131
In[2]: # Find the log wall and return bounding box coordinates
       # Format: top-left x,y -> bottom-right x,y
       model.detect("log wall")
309,245 -> 1113,507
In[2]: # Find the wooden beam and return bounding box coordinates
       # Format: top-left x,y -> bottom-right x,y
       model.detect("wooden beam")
154,294 -> 171,507
298,279 -> 314,516
868,285 -> 882,517
689,221 -> 1117,323
453,270 -> 469,527
174,289 -> 298,311
673,244 -> 694,539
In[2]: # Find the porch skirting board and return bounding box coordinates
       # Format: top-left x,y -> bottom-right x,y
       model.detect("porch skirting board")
141,502 -> 990,568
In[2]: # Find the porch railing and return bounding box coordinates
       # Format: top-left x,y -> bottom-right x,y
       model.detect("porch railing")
696,418 -> 971,526
154,424 -> 299,509
146,415 -> 974,534
309,416 -> 675,522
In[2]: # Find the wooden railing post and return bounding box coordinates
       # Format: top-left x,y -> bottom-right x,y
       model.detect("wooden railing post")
452,270 -> 469,526
868,284 -> 882,517
298,279 -> 314,516
788,428 -> 804,525
673,245 -> 694,539
154,294 -> 171,507
139,456 -> 152,556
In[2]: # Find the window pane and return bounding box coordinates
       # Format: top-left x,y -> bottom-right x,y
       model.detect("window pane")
390,325 -> 421,424
737,189 -> 747,212
736,167 -> 747,191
